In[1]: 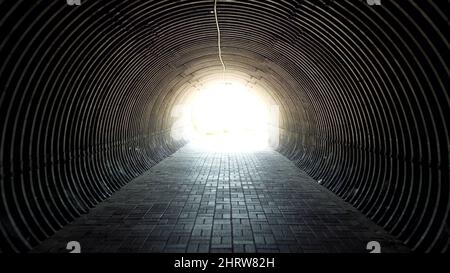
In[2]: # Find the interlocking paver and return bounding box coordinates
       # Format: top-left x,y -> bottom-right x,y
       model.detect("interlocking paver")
31,144 -> 409,253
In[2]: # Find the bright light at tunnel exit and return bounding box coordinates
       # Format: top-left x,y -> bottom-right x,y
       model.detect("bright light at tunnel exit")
177,81 -> 271,151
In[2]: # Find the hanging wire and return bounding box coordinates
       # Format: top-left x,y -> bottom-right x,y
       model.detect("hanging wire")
214,0 -> 226,82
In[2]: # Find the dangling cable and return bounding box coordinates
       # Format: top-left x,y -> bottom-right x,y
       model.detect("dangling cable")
214,0 -> 226,81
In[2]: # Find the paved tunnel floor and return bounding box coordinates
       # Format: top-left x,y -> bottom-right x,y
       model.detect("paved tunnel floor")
32,144 -> 409,253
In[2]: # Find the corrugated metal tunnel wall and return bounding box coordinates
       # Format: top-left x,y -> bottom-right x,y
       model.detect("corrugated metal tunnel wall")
0,0 -> 448,253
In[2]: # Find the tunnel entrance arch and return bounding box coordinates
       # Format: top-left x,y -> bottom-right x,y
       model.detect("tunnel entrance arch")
171,75 -> 279,152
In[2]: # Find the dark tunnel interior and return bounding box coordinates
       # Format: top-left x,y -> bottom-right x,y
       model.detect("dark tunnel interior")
0,0 -> 448,253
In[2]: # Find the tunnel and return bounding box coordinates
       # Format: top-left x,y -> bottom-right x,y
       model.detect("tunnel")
0,0 -> 448,254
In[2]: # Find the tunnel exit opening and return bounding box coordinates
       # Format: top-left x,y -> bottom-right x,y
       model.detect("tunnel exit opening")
171,79 -> 278,152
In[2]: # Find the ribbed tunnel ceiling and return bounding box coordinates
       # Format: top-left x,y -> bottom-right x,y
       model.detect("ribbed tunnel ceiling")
0,0 -> 448,253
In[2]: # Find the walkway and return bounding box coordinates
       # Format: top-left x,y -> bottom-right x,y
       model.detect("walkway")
32,145 -> 409,253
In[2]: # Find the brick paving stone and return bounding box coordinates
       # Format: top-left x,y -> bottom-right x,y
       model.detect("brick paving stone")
31,144 -> 410,253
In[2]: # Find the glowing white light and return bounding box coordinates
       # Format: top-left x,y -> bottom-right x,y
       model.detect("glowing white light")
181,81 -> 270,151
